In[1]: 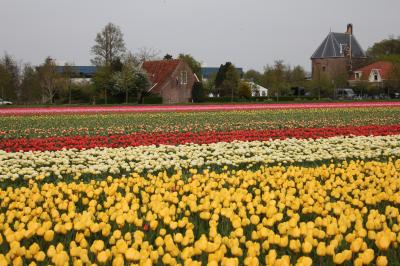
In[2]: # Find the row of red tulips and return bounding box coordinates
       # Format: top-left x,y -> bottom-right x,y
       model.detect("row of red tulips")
1,124 -> 400,152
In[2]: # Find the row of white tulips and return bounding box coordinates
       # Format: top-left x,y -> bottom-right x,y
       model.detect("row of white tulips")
0,135 -> 399,181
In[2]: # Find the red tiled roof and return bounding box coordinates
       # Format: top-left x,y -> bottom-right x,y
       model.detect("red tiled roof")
350,61 -> 393,81
142,59 -> 181,93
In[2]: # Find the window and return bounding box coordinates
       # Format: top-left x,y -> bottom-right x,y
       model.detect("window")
261,91 -> 266,96
355,72 -> 361,80
371,70 -> 379,81
322,66 -> 326,72
339,44 -> 345,54
180,71 -> 188,85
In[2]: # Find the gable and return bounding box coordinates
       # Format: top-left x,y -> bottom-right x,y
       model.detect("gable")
142,60 -> 181,93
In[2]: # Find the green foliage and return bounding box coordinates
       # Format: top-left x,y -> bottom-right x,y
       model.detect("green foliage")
92,65 -> 113,104
178,54 -> 202,81
19,64 -> 41,103
387,63 -> 400,91
244,69 -> 262,84
58,83 -> 96,104
214,62 -> 240,97
215,63 -> 229,89
220,64 -> 240,97
0,53 -> 19,101
367,37 -> 400,58
289,65 -> 307,88
191,82 -> 205,102
309,69 -> 333,99
164,54 -> 173,60
112,60 -> 137,102
142,96 -> 163,104
262,60 -> 291,99
238,81 -> 252,99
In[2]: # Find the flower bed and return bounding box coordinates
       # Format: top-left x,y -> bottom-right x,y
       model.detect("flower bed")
1,124 -> 400,152
0,135 -> 399,183
1,106 -> 400,265
1,101 -> 400,116
0,160 -> 399,265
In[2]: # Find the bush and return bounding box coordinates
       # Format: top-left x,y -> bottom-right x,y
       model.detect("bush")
238,82 -> 252,99
192,82 -> 205,103
142,96 -> 163,104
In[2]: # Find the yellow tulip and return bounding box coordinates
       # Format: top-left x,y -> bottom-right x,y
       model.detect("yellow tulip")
376,256 -> 388,266
302,241 -> 312,254
296,256 -> 312,266
44,230 -> 54,242
125,248 -> 140,261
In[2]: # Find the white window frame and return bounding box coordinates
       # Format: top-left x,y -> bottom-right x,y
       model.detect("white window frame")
180,71 -> 188,85
370,69 -> 380,82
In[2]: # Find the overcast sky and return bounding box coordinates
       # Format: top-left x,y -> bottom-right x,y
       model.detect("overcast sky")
1,0 -> 399,71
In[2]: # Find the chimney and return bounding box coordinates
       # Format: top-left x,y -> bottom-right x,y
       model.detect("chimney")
346,23 -> 353,35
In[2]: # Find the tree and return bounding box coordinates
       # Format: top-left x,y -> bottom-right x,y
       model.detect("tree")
238,81 -> 252,99
92,65 -> 113,104
0,53 -> 19,101
367,37 -> 400,58
163,54 -> 173,60
20,64 -> 41,103
133,69 -> 150,103
214,62 -> 240,98
309,67 -> 333,99
387,63 -> 400,94
262,60 -> 291,101
135,47 -> 160,63
112,55 -> 150,103
61,63 -> 77,104
215,63 -> 229,89
37,57 -> 60,104
91,23 -> 126,66
191,82 -> 205,102
244,69 -> 262,84
289,66 -> 306,88
221,64 -> 240,99
203,72 -> 217,97
178,54 -> 202,81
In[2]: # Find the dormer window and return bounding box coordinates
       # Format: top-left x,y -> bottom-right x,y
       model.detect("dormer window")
370,69 -> 380,82
322,66 -> 326,72
355,71 -> 362,80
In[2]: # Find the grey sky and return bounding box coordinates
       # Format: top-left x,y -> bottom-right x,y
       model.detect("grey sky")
1,0 -> 399,72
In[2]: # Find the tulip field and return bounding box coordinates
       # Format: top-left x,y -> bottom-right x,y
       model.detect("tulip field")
1,103 -> 400,266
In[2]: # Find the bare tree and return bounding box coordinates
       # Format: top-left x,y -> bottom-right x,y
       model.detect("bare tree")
62,63 -> 77,104
37,57 -> 60,104
134,47 -> 160,63
91,23 -> 126,66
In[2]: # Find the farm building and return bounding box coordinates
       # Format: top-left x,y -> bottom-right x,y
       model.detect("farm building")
142,59 -> 198,104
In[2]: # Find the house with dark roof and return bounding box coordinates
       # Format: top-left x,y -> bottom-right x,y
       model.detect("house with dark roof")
141,59 -> 198,104
349,61 -> 394,85
311,24 -> 367,81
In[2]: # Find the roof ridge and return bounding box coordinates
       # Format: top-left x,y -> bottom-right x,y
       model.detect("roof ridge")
320,33 -> 331,58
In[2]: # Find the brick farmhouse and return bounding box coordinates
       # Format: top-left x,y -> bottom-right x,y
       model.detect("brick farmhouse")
311,24 -> 367,82
142,59 -> 198,104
